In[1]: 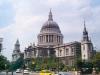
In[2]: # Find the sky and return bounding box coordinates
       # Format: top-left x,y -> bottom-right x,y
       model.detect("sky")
0,0 -> 100,60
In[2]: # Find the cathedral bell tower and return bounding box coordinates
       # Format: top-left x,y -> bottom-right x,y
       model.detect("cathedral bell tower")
81,21 -> 93,61
12,39 -> 21,62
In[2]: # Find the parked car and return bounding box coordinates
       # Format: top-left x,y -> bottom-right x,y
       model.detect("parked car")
23,69 -> 29,75
16,69 -> 21,73
57,72 -> 73,75
40,70 -> 54,75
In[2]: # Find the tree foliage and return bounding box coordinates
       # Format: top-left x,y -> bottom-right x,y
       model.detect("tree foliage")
0,55 -> 10,71
10,56 -> 24,71
92,52 -> 100,72
28,57 -> 65,71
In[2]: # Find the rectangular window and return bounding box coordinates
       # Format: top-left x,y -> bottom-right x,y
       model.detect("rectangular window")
66,49 -> 69,55
71,47 -> 74,54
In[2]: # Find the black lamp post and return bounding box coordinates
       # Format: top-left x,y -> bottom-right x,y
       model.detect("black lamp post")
5,64 -> 8,75
11,70 -> 13,75
11,62 -> 13,75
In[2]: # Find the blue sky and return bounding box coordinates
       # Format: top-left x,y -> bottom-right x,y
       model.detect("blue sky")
0,0 -> 14,27
91,0 -> 100,6
0,0 -> 100,60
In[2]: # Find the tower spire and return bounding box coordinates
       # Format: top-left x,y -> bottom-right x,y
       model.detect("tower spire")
12,39 -> 20,62
15,39 -> 20,51
48,9 -> 53,21
84,20 -> 87,32
16,39 -> 19,45
83,20 -> 89,41
81,20 -> 93,61
83,20 -> 88,34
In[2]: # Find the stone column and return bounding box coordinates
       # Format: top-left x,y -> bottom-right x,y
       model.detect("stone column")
57,36 -> 58,43
43,35 -> 45,42
55,35 -> 57,43
50,35 -> 52,42
39,36 -> 41,43
49,35 -> 50,42
52,35 -> 54,42
58,36 -> 60,43
42,36 -> 43,42
54,35 -> 56,42
60,36 -> 61,43
42,35 -> 44,43
45,35 -> 46,43
47,35 -> 49,42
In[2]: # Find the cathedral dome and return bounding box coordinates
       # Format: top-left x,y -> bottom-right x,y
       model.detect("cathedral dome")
40,10 -> 61,33
38,10 -> 63,46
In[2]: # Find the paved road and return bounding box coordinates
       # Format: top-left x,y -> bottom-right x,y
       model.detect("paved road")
1,72 -> 92,75
0,72 -> 16,75
0,72 -> 39,75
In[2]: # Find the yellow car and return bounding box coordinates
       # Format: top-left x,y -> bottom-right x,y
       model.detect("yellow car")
40,70 -> 54,75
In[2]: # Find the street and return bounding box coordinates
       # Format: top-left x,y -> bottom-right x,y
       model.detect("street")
0,72 -> 39,75
0,72 -> 16,75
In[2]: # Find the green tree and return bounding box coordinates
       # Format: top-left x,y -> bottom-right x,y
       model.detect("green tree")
0,55 -> 10,71
10,56 -> 24,71
92,52 -> 100,72
76,60 -> 82,70
28,57 -> 69,71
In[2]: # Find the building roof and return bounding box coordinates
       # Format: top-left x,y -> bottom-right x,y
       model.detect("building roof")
40,10 -> 61,33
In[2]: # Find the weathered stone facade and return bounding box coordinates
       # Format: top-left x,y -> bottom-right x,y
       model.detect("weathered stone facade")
12,39 -> 21,62
38,10 -> 63,47
23,10 -> 94,66
81,21 -> 94,61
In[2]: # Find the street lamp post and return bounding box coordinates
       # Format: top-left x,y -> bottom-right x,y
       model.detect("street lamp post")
11,71 -> 13,75
11,62 -> 13,75
5,64 -> 8,75
11,65 -> 13,75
